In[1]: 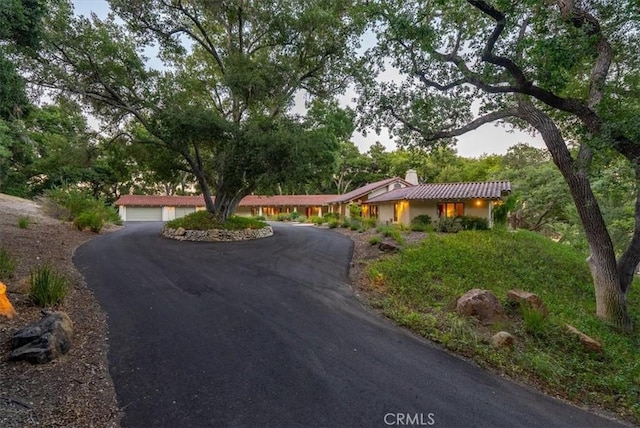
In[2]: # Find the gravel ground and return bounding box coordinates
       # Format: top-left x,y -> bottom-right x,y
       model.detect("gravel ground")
0,194 -> 121,427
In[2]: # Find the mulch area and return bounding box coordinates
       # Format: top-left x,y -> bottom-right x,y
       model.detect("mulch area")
0,194 -> 120,427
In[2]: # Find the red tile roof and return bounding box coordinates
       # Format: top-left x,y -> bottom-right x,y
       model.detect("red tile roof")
366,181 -> 511,203
115,194 -> 337,207
329,177 -> 411,203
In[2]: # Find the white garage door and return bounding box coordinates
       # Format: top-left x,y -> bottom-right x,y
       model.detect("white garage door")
175,207 -> 196,218
126,207 -> 163,221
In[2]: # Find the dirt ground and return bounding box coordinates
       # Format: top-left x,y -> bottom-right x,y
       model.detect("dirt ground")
0,194 -> 121,427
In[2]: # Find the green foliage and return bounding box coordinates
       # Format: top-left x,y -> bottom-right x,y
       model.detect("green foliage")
341,219 -> 352,228
17,216 -> 30,229
367,230 -> 640,423
349,219 -> 361,231
166,211 -> 267,230
348,203 -> 362,219
369,236 -> 382,245
276,213 -> 291,222
44,188 -> 121,230
0,247 -> 16,279
323,212 -> 339,220
29,263 -> 69,307
74,210 -> 105,233
375,225 -> 406,245
309,216 -> 324,225
289,211 -> 300,220
436,217 -> 462,233
410,214 -> 432,231
458,216 -> 489,231
328,219 -> 340,228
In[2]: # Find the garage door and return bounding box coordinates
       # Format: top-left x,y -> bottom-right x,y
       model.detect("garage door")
126,207 -> 163,221
175,207 -> 196,218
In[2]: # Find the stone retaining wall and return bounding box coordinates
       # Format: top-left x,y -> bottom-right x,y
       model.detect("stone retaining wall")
162,225 -> 273,242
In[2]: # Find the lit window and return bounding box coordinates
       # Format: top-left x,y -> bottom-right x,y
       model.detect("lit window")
437,202 -> 464,218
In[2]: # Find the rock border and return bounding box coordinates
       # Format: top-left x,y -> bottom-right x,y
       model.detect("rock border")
162,225 -> 273,242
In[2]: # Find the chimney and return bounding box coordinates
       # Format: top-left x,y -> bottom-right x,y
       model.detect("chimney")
405,169 -> 418,186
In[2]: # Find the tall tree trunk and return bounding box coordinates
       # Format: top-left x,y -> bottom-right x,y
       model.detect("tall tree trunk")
517,100 -> 632,330
212,190 -> 244,221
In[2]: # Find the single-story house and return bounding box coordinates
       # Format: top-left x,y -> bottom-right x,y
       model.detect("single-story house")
115,194 -> 338,222
364,181 -> 511,227
328,175 -> 415,218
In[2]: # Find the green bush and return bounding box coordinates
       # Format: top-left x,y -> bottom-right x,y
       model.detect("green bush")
349,219 -> 362,231
459,215 -> 489,231
276,213 -> 291,222
0,247 -> 16,279
323,212 -> 340,220
369,236 -> 382,245
437,217 -> 462,233
341,219 -> 352,228
328,220 -> 340,228
74,210 -> 105,233
29,264 -> 70,307
290,211 -> 301,220
297,215 -> 307,223
253,215 -> 266,221
309,216 -> 324,225
411,214 -> 433,231
348,203 -> 362,219
376,225 -> 406,245
166,211 -> 267,230
18,216 -> 31,229
44,188 -> 122,227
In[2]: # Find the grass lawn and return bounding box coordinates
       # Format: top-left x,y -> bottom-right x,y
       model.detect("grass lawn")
366,229 -> 640,424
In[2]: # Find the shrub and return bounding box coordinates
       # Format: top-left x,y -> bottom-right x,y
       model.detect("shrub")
361,217 -> 377,231
43,188 -> 122,226
166,211 -> 267,230
276,213 -> 291,222
348,203 -> 362,219
369,236 -> 382,245
437,217 -> 462,233
74,210 -> 105,233
349,220 -> 361,231
328,220 -> 340,229
341,219 -> 352,228
459,215 -> 489,231
376,225 -> 406,245
253,215 -> 266,221
309,216 -> 324,225
29,264 -> 70,307
290,211 -> 301,220
521,304 -> 550,338
411,214 -> 433,231
323,212 -> 340,220
18,216 -> 31,229
0,247 -> 16,279
297,215 -> 307,223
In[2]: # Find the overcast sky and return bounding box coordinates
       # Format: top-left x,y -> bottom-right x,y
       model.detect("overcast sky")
70,0 -> 544,158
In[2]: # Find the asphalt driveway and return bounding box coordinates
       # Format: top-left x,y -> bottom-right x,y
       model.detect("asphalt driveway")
74,222 -> 625,427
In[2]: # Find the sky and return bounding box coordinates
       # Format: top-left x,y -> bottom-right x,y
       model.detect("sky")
70,0 -> 545,158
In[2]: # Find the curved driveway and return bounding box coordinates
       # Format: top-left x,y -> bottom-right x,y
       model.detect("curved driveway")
74,223 -> 623,427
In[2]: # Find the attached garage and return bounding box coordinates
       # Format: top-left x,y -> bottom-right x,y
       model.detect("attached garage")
125,207 -> 163,222
175,207 -> 196,218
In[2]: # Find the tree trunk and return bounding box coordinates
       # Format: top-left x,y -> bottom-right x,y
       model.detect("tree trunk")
516,100 -> 632,330
212,190 -> 244,221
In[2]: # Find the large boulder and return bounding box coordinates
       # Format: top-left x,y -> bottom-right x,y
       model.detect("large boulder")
507,289 -> 549,316
9,311 -> 73,364
456,289 -> 506,325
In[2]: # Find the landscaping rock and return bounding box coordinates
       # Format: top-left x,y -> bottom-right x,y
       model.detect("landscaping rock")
5,276 -> 30,294
507,289 -> 549,316
491,331 -> 515,348
456,289 -> 506,325
9,311 -> 73,364
566,324 -> 603,355
163,225 -> 273,242
0,282 -> 16,319
378,240 -> 399,253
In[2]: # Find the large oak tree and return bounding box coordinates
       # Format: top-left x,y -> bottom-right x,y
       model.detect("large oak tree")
360,0 -> 640,330
35,0 -> 365,219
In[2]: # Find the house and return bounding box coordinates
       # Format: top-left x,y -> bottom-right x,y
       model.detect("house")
115,172 -> 511,227
115,194 -> 337,222
364,181 -> 511,227
328,174 -> 415,218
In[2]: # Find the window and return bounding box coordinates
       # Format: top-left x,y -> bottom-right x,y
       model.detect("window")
393,203 -> 399,222
438,202 -> 464,218
370,205 -> 378,219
